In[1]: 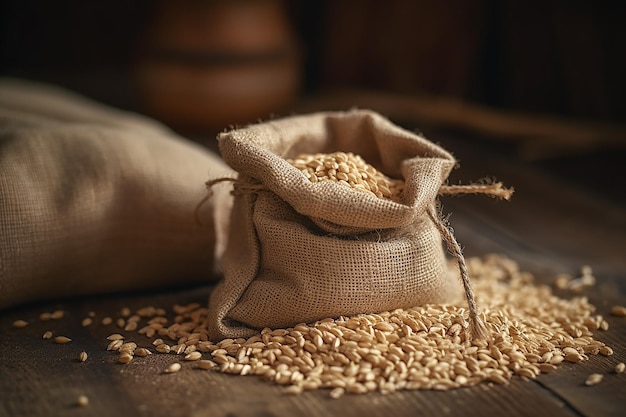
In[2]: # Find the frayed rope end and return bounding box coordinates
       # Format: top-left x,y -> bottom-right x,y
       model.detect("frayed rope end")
469,313 -> 490,341
439,181 -> 514,201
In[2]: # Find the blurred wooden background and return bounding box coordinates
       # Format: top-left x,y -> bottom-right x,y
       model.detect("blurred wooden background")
1,0 -> 625,201
2,1 -> 624,121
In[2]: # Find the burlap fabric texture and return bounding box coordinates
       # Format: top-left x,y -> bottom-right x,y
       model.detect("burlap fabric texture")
0,79 -> 233,309
208,109 -> 469,340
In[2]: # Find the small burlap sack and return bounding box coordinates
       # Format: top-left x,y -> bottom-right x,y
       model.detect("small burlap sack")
207,110 -> 511,340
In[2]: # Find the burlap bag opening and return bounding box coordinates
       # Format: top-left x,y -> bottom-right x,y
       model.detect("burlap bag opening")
208,110 -> 501,340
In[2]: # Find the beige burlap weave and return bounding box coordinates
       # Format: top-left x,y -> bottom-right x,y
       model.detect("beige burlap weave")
0,78 -> 233,309
207,110 -> 486,340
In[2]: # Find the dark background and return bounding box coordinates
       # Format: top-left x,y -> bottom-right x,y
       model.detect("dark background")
2,0 -> 625,119
1,0 -> 625,203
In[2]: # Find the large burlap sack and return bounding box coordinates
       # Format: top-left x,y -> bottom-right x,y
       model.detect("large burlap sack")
208,110 -> 467,339
0,78 -> 233,309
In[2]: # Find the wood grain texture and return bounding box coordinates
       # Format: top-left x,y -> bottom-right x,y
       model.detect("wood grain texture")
1,133 -> 625,417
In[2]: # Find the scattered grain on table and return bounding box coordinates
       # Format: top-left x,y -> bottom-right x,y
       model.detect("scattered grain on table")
568,266 -> 596,292
184,351 -> 202,361
198,360 -> 217,370
156,344 -> 171,354
119,342 -> 137,354
93,254 -> 617,397
584,373 -> 603,386
107,340 -> 123,351
124,321 -> 138,331
118,352 -> 133,364
284,384 -> 304,395
76,395 -> 89,407
329,387 -> 345,399
54,336 -> 71,344
610,305 -> 626,317
553,273 -> 572,290
10,255 -> 610,396
164,363 -> 181,373
134,348 -> 152,357
50,310 -> 64,320
615,362 -> 625,374
12,319 -> 29,328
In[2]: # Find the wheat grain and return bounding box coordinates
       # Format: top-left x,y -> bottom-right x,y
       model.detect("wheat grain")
76,395 -> 89,407
156,344 -> 171,354
119,342 -> 137,354
610,305 -> 626,317
184,351 -> 202,361
118,352 -> 133,364
198,360 -> 217,370
51,310 -> 64,320
124,321 -> 138,332
164,363 -> 181,373
107,340 -> 123,351
584,373 -> 603,386
329,387 -> 346,400
135,348 -> 152,357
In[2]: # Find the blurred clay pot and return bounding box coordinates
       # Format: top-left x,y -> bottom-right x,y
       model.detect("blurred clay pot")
134,0 -> 301,134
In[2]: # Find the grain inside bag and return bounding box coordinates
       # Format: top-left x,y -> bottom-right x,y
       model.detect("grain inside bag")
207,110 -> 511,340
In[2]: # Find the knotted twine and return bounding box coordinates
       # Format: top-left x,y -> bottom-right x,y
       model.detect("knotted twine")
201,110 -> 513,341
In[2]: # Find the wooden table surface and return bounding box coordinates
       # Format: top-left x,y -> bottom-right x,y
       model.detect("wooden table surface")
1,130 -> 625,417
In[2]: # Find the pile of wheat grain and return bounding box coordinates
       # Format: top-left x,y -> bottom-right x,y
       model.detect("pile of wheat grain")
88,255 -> 618,397
286,152 -> 404,202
